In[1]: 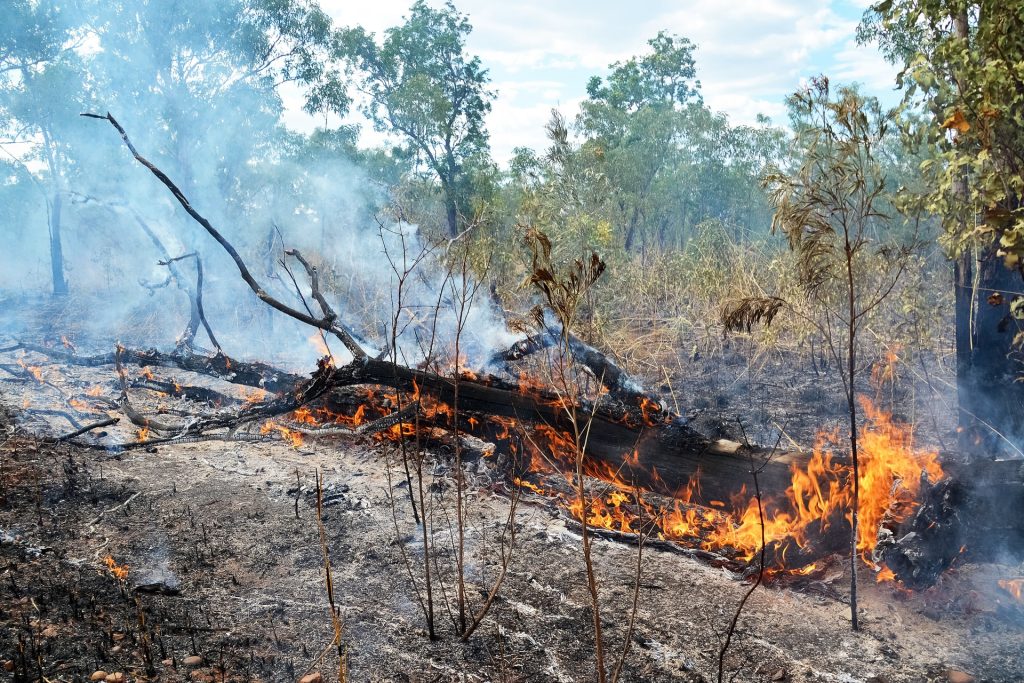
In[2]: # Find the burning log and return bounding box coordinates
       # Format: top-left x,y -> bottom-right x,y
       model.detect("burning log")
874,457 -> 1024,588
490,328 -> 656,409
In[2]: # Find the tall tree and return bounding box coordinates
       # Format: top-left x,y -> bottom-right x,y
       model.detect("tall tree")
90,0 -> 337,216
580,32 -> 701,253
0,0 -> 92,295
337,0 -> 493,238
861,0 -> 1024,453
1,0 -> 338,295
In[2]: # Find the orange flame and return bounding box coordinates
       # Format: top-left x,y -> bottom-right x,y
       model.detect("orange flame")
999,578 -> 1024,602
103,555 -> 129,582
17,358 -> 44,382
308,333 -> 334,363
241,387 -> 269,405
522,394 -> 943,579
260,421 -> 304,448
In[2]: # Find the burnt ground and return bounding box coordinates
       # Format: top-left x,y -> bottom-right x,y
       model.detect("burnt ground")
2,414 -> 1024,681
1,314 -> 1022,682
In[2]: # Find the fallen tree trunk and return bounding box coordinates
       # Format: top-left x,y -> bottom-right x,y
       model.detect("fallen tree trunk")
4,342 -> 300,392
317,355 -> 802,504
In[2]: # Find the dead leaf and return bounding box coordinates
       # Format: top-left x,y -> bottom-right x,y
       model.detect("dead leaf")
941,110 -> 970,134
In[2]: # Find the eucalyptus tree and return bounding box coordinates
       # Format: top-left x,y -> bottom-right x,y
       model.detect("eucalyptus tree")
580,31 -> 702,253
88,0 -> 338,221
860,0 -> 1024,452
0,0 -> 94,295
1,0 -> 339,296
761,78 -> 909,630
336,1 -> 493,238
579,32 -> 784,253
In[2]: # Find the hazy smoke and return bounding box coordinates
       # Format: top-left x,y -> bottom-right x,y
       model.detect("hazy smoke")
0,2 -> 517,371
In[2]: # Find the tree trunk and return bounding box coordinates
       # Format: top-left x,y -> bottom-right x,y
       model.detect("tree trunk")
49,192 -> 68,296
954,248 -> 1024,455
950,8 -> 1024,456
445,190 -> 459,238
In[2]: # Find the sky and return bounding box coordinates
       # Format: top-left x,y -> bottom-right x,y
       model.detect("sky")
282,0 -> 899,164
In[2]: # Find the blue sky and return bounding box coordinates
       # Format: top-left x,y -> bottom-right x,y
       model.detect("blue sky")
283,0 -> 899,164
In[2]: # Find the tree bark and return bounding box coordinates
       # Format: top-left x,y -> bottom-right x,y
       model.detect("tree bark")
49,192 -> 68,296
954,251 -> 1024,454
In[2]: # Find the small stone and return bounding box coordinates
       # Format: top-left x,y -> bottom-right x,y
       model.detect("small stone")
183,655 -> 203,667
3,660 -> 14,672
90,673 -> 108,682
946,671 -> 975,683
41,625 -> 59,638
110,646 -> 122,654
867,676 -> 890,683
112,632 -> 126,641
162,658 -> 174,667
300,674 -> 323,683
105,673 -> 125,683
771,669 -> 787,682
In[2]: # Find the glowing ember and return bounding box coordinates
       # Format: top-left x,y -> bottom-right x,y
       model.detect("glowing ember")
17,358 -> 44,382
68,398 -> 94,412
241,387 -> 269,405
86,385 -> 104,397
999,578 -> 1024,602
61,335 -> 76,351
136,426 -> 150,442
141,367 -> 156,380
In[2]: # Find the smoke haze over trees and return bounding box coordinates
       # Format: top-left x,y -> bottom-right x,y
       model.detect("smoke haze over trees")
1,0 -> 1021,453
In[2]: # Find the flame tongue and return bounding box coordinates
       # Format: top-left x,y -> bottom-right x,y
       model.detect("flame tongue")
519,394 -> 944,581
247,371 -> 944,584
999,578 -> 1024,602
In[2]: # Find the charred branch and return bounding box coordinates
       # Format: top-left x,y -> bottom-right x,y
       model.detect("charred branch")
83,112 -> 368,360
874,457 -> 1024,588
7,342 -> 300,392
491,327 -> 660,412
158,252 -> 222,353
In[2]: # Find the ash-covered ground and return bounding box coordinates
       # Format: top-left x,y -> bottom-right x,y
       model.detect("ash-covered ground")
1,348 -> 1023,682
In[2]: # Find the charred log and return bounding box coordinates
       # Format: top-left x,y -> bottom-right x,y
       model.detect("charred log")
874,457 -> 1024,588
6,342 -> 300,392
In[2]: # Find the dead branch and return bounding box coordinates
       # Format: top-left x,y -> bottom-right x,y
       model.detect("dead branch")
51,417 -> 119,442
82,112 -> 367,360
8,342 -> 300,392
158,252 -> 222,353
491,327 -> 660,412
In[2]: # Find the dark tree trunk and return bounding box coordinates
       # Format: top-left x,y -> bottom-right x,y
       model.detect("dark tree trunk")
949,8 -> 1024,457
954,247 -> 1024,455
49,192 -> 68,296
441,167 -> 459,238
445,190 -> 459,238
